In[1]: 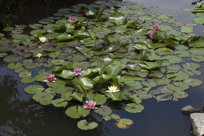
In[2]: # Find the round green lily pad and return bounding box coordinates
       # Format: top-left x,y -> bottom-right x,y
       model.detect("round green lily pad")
124,103 -> 144,113
173,91 -> 188,99
115,118 -> 133,129
77,119 -> 98,130
24,85 -> 44,94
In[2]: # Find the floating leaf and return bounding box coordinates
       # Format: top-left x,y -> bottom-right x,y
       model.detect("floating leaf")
33,92 -> 55,105
95,106 -> 112,116
24,85 -> 44,94
21,77 -> 36,83
124,103 -> 144,113
52,98 -> 68,107
19,71 -> 32,78
86,93 -> 106,105
57,70 -> 74,79
126,93 -> 142,104
77,120 -> 98,130
106,92 -> 123,101
189,37 -> 204,48
173,91 -> 188,99
103,114 -> 120,121
3,55 -> 21,63
65,106 -> 90,119
115,118 -> 133,129
180,25 -> 194,33
184,78 -> 202,87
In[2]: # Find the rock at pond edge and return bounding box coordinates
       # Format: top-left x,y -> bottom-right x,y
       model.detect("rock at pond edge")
190,113 -> 204,136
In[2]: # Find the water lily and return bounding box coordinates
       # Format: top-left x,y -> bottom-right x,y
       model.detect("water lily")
68,16 -> 77,23
104,58 -> 112,62
73,68 -> 83,76
147,31 -> 155,37
106,85 -> 120,93
39,37 -> 47,43
83,100 -> 96,110
36,53 -> 42,58
47,30 -> 54,33
78,12 -> 84,16
152,24 -> 159,31
44,74 -> 57,82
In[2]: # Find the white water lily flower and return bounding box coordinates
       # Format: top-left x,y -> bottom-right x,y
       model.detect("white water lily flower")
106,86 -> 120,93
39,37 -> 47,43
36,53 -> 42,58
104,58 -> 112,62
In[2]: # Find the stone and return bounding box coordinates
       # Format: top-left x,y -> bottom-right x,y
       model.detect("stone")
190,113 -> 204,136
181,105 -> 200,116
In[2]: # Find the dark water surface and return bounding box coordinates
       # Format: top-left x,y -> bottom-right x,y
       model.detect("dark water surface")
0,0 -> 204,136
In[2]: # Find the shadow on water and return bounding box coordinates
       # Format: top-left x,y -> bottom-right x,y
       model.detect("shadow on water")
0,0 -> 96,27
0,0 -> 204,136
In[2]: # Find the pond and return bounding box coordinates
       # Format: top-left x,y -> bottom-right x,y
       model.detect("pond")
0,0 -> 204,136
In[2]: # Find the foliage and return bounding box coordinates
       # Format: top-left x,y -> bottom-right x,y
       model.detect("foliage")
0,0 -> 203,130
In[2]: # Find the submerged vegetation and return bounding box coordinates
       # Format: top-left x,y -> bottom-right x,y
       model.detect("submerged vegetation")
0,0 -> 204,130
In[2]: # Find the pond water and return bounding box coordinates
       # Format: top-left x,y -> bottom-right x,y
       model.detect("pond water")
0,0 -> 204,136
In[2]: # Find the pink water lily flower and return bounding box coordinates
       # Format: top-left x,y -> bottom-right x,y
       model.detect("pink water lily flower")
78,12 -> 84,16
73,68 -> 83,76
152,24 -> 160,31
147,31 -> 155,37
47,30 -> 54,33
44,74 -> 57,82
83,100 -> 96,110
68,16 -> 77,23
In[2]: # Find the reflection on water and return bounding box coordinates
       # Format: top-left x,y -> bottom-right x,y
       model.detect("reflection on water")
0,0 -> 96,27
0,0 -> 204,136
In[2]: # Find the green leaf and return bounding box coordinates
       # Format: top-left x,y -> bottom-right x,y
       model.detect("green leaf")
139,61 -> 162,70
115,118 -> 133,129
61,91 -> 72,101
189,37 -> 204,47
24,85 -> 44,94
106,92 -> 123,101
180,25 -> 194,33
86,93 -> 106,105
57,70 -> 74,79
77,120 -> 98,130
21,77 -> 36,83
125,93 -> 142,104
33,92 -> 55,105
56,34 -> 73,41
72,92 -> 84,102
173,91 -> 188,99
184,78 -> 202,87
77,77 -> 94,90
167,71 -> 189,81
95,106 -> 112,116
52,98 -> 68,107
124,103 -> 144,113
65,106 -> 90,119
19,71 -> 32,78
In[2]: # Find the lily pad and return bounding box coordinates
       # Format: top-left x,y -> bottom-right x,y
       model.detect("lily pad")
24,85 -> 44,94
95,106 -> 112,116
124,103 -> 144,113
65,106 -> 90,119
86,93 -> 106,105
52,99 -> 68,107
173,91 -> 188,99
33,92 -> 55,105
115,118 -> 133,129
184,78 -> 202,87
77,120 -> 98,130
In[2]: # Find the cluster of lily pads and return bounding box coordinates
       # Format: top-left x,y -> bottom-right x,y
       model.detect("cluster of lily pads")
183,1 -> 204,24
0,0 -> 204,130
